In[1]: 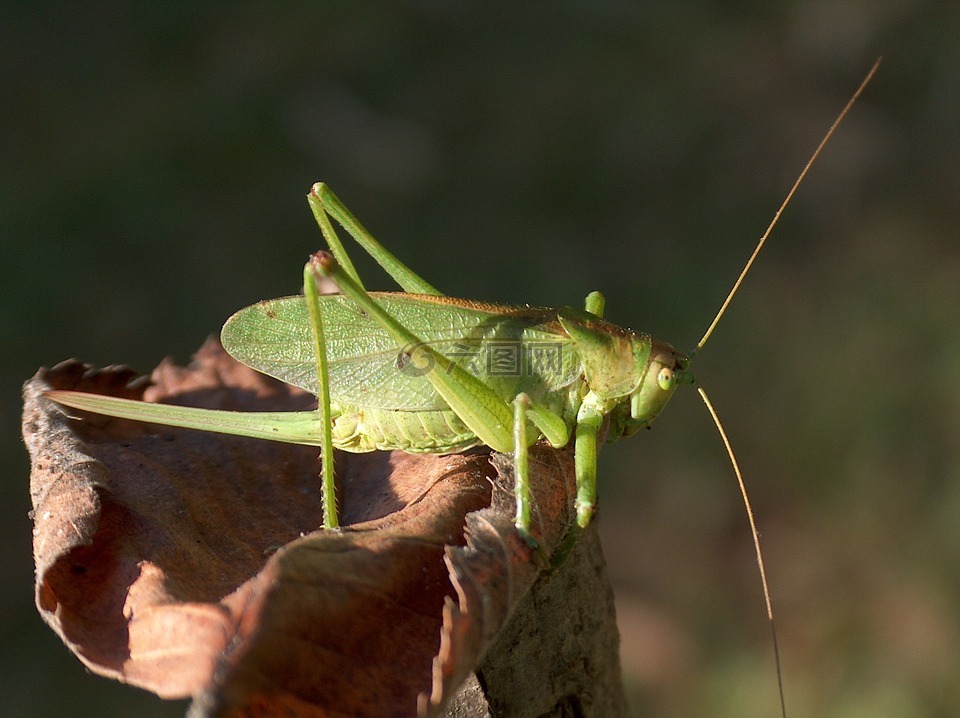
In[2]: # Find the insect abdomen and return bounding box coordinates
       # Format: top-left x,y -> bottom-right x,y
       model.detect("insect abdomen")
330,403 -> 480,454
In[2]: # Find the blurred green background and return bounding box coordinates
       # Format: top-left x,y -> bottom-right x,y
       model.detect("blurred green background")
4,3 -> 957,716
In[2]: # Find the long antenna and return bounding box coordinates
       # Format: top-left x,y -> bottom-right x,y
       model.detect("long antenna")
699,387 -> 786,718
691,60 -> 882,718
697,57 -> 882,351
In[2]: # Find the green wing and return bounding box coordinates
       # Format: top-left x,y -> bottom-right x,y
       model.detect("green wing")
220,293 -> 581,411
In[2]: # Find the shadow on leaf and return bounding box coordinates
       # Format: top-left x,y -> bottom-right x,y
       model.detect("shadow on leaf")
24,340 -> 626,717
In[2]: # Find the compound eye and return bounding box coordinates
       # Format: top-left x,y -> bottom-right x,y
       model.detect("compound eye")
657,367 -> 675,391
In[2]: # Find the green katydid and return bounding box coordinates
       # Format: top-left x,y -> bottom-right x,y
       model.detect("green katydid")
47,59 -> 880,716
48,179 -> 693,535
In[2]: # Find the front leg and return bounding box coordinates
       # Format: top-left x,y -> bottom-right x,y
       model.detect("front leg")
572,397 -> 604,529
546,395 -> 603,566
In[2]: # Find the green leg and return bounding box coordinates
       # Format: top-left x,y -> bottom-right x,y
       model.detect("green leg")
513,393 -> 532,531
307,183 -> 442,296
573,402 -> 603,528
312,252 -> 515,454
301,182 -> 444,528
314,251 -> 583,544
511,394 -> 571,537
584,290 -> 605,318
304,259 -> 339,530
548,400 -> 602,567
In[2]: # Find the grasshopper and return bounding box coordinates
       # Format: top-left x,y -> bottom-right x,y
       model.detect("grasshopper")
47,60 -> 880,716
49,181 -> 688,536
48,60 -> 878,538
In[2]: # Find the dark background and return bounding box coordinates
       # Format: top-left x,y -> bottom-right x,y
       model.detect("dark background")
4,3 -> 957,716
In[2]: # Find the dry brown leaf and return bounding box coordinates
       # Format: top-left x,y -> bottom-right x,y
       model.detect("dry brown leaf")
24,340 -> 623,717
